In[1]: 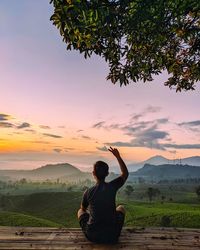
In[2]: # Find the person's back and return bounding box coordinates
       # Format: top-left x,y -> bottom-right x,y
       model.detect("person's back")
77,147 -> 129,243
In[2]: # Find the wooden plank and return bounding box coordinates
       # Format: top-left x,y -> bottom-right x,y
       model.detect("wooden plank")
0,227 -> 199,250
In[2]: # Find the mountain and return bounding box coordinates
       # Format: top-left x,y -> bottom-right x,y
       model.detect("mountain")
31,163 -> 81,179
126,155 -> 168,172
0,163 -> 91,181
130,163 -> 200,182
143,155 -> 169,164
127,155 -> 200,172
180,156 -> 200,166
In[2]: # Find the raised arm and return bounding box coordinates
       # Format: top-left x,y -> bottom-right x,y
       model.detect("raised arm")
108,147 -> 129,181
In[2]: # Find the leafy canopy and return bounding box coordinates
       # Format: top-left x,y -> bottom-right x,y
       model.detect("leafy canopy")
50,0 -> 200,91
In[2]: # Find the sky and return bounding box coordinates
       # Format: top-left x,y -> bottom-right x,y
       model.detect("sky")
0,0 -> 200,170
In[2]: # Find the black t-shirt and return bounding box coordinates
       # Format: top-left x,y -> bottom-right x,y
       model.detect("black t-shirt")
81,176 -> 125,228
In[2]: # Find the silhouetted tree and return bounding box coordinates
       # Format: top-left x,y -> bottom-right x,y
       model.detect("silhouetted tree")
19,178 -> 27,184
147,187 -> 160,202
161,195 -> 166,204
195,185 -> 200,200
124,185 -> 134,198
67,186 -> 73,191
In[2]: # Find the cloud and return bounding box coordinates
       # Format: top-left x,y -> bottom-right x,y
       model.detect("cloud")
168,150 -> 177,154
96,116 -> 168,135
177,120 -> 200,133
39,125 -> 51,129
64,147 -> 75,151
131,127 -> 169,149
0,113 -> 11,121
138,128 -> 169,141
93,112 -> 170,151
178,120 -> 200,127
106,142 -> 133,147
108,123 -> 121,129
106,141 -> 200,151
93,107 -> 165,136
122,121 -> 153,134
25,129 -> 36,133
53,148 -> 62,153
144,105 -> 161,113
0,115 -> 33,130
84,150 -> 96,154
92,121 -> 105,128
28,140 -> 51,144
43,133 -> 63,138
130,114 -> 143,122
17,122 -> 31,129
122,118 -> 169,136
0,122 -> 14,128
81,135 -> 91,140
156,118 -> 168,124
96,146 -> 108,152
130,106 -> 161,122
163,143 -> 200,149
93,121 -> 120,131
106,124 -> 169,150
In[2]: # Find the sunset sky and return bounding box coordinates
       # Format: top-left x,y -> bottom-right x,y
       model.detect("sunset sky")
0,1 -> 200,170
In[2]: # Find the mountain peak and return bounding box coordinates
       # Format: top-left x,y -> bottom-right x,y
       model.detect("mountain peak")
32,163 -> 81,174
147,155 -> 168,161
144,155 -> 168,165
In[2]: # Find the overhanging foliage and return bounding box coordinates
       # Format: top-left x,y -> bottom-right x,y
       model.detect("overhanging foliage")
50,0 -> 200,91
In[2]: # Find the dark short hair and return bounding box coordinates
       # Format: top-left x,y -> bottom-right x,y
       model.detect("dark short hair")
93,161 -> 109,180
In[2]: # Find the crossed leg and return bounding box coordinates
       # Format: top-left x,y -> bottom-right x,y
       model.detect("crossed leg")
77,208 -> 87,219
78,205 -> 125,220
116,205 -> 126,215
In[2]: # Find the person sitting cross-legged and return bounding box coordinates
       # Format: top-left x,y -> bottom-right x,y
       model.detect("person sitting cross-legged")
77,147 -> 129,244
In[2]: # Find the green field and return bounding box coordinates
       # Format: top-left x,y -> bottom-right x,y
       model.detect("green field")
1,191 -> 200,228
124,201 -> 200,228
1,192 -> 81,227
0,211 -> 60,227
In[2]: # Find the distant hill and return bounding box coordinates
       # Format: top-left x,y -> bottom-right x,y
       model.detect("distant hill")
0,163 -> 91,181
180,156 -> 200,166
126,155 -> 200,172
130,163 -> 200,182
31,163 -> 81,179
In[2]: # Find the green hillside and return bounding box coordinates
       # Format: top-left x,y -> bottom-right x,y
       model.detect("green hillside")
0,211 -> 60,227
1,192 -> 200,228
4,192 -> 82,227
124,201 -> 200,228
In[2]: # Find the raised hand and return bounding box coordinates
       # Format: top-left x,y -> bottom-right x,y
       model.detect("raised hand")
108,146 -> 128,181
108,146 -> 121,158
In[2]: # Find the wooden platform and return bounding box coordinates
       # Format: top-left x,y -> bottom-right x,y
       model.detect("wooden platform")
0,227 -> 199,250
